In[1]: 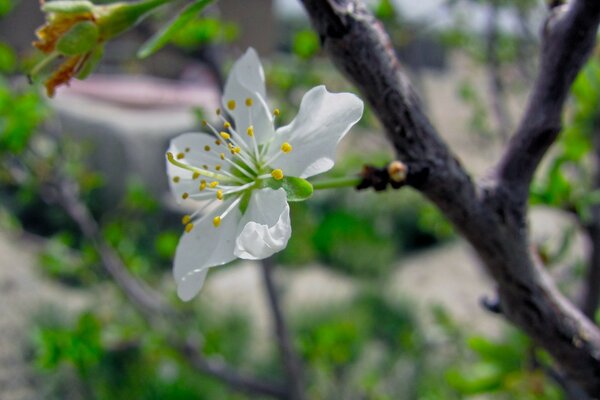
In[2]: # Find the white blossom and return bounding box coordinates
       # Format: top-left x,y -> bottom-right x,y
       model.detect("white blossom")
166,48 -> 364,301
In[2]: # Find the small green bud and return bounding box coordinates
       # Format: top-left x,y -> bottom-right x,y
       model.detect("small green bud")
56,20 -> 99,56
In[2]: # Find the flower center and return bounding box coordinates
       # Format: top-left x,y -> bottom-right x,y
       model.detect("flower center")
167,96 -> 292,233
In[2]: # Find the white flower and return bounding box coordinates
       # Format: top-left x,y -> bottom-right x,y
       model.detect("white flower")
166,48 -> 364,301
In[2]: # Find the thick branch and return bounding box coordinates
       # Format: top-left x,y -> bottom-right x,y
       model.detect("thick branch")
300,0 -> 600,395
261,258 -> 305,400
496,0 -> 600,205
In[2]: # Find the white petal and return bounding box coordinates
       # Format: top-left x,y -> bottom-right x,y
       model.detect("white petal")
234,188 -> 291,260
167,132 -> 229,202
268,86 -> 364,178
173,200 -> 242,301
222,48 -> 275,145
177,268 -> 208,301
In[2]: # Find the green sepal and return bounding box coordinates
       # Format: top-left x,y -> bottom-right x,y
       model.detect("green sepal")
56,21 -> 98,56
42,0 -> 94,14
264,177 -> 313,202
77,44 -> 104,79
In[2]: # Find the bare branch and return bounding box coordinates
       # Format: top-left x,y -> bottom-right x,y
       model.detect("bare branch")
300,0 -> 600,395
496,0 -> 600,206
261,257 -> 305,400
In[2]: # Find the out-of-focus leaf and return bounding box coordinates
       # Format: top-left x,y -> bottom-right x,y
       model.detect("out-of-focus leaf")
137,0 -> 214,58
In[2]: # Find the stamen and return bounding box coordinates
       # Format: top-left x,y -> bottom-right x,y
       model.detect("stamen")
182,192 -> 189,199
199,180 -> 207,191
192,171 -> 200,180
209,181 -> 219,188
172,176 -> 180,183
224,121 -> 231,129
227,100 -> 236,110
216,108 -> 221,116
176,152 -> 185,160
213,216 -> 221,227
215,140 -> 222,146
220,132 -> 231,140
167,152 -> 234,183
213,195 -> 243,228
220,153 -> 225,160
245,97 -> 253,107
281,142 -> 292,153
204,145 -> 211,152
216,190 -> 223,200
271,169 -> 284,180
182,215 -> 191,225
247,126 -> 254,137
184,223 -> 194,233
273,108 -> 280,117
185,147 -> 190,153
215,165 -> 222,171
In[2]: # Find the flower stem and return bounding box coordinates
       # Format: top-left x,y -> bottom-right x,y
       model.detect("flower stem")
311,176 -> 361,190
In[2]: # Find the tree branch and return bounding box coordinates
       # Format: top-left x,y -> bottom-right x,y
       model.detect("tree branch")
300,0 -> 600,395
261,257 -> 305,400
45,176 -> 287,399
496,0 -> 600,206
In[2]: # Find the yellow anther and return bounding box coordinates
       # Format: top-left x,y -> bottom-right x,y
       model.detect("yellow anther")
202,164 -> 208,170
245,97 -> 253,106
216,190 -> 223,200
199,180 -> 207,191
182,192 -> 189,200
182,215 -> 191,225
184,223 -> 194,233
215,165 -> 222,171
204,145 -> 211,151
281,142 -> 292,153
220,132 -> 231,140
216,108 -> 221,115
273,108 -> 280,117
201,119 -> 207,127
209,181 -> 219,188
224,121 -> 231,129
247,126 -> 254,137
213,216 -> 221,227
192,171 -> 200,180
215,140 -> 222,146
172,176 -> 180,183
166,152 -> 174,160
388,160 -> 408,183
176,152 -> 185,160
271,169 -> 284,180
232,146 -> 241,154
227,100 -> 236,110
220,153 -> 225,160
185,147 -> 190,153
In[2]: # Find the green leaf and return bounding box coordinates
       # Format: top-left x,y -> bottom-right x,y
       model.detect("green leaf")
137,0 -> 214,59
292,29 -> 320,60
56,21 -> 99,56
265,177 -> 313,202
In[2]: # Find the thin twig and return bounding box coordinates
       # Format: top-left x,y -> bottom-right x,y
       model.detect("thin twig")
484,0 -> 511,142
261,257 -> 305,400
44,175 -> 287,399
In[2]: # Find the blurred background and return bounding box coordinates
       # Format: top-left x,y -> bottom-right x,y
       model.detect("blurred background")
0,0 -> 596,398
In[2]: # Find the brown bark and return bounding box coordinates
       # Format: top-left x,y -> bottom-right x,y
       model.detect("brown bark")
300,0 -> 600,395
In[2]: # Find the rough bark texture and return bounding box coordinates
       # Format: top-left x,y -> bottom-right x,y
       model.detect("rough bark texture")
300,0 -> 600,396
